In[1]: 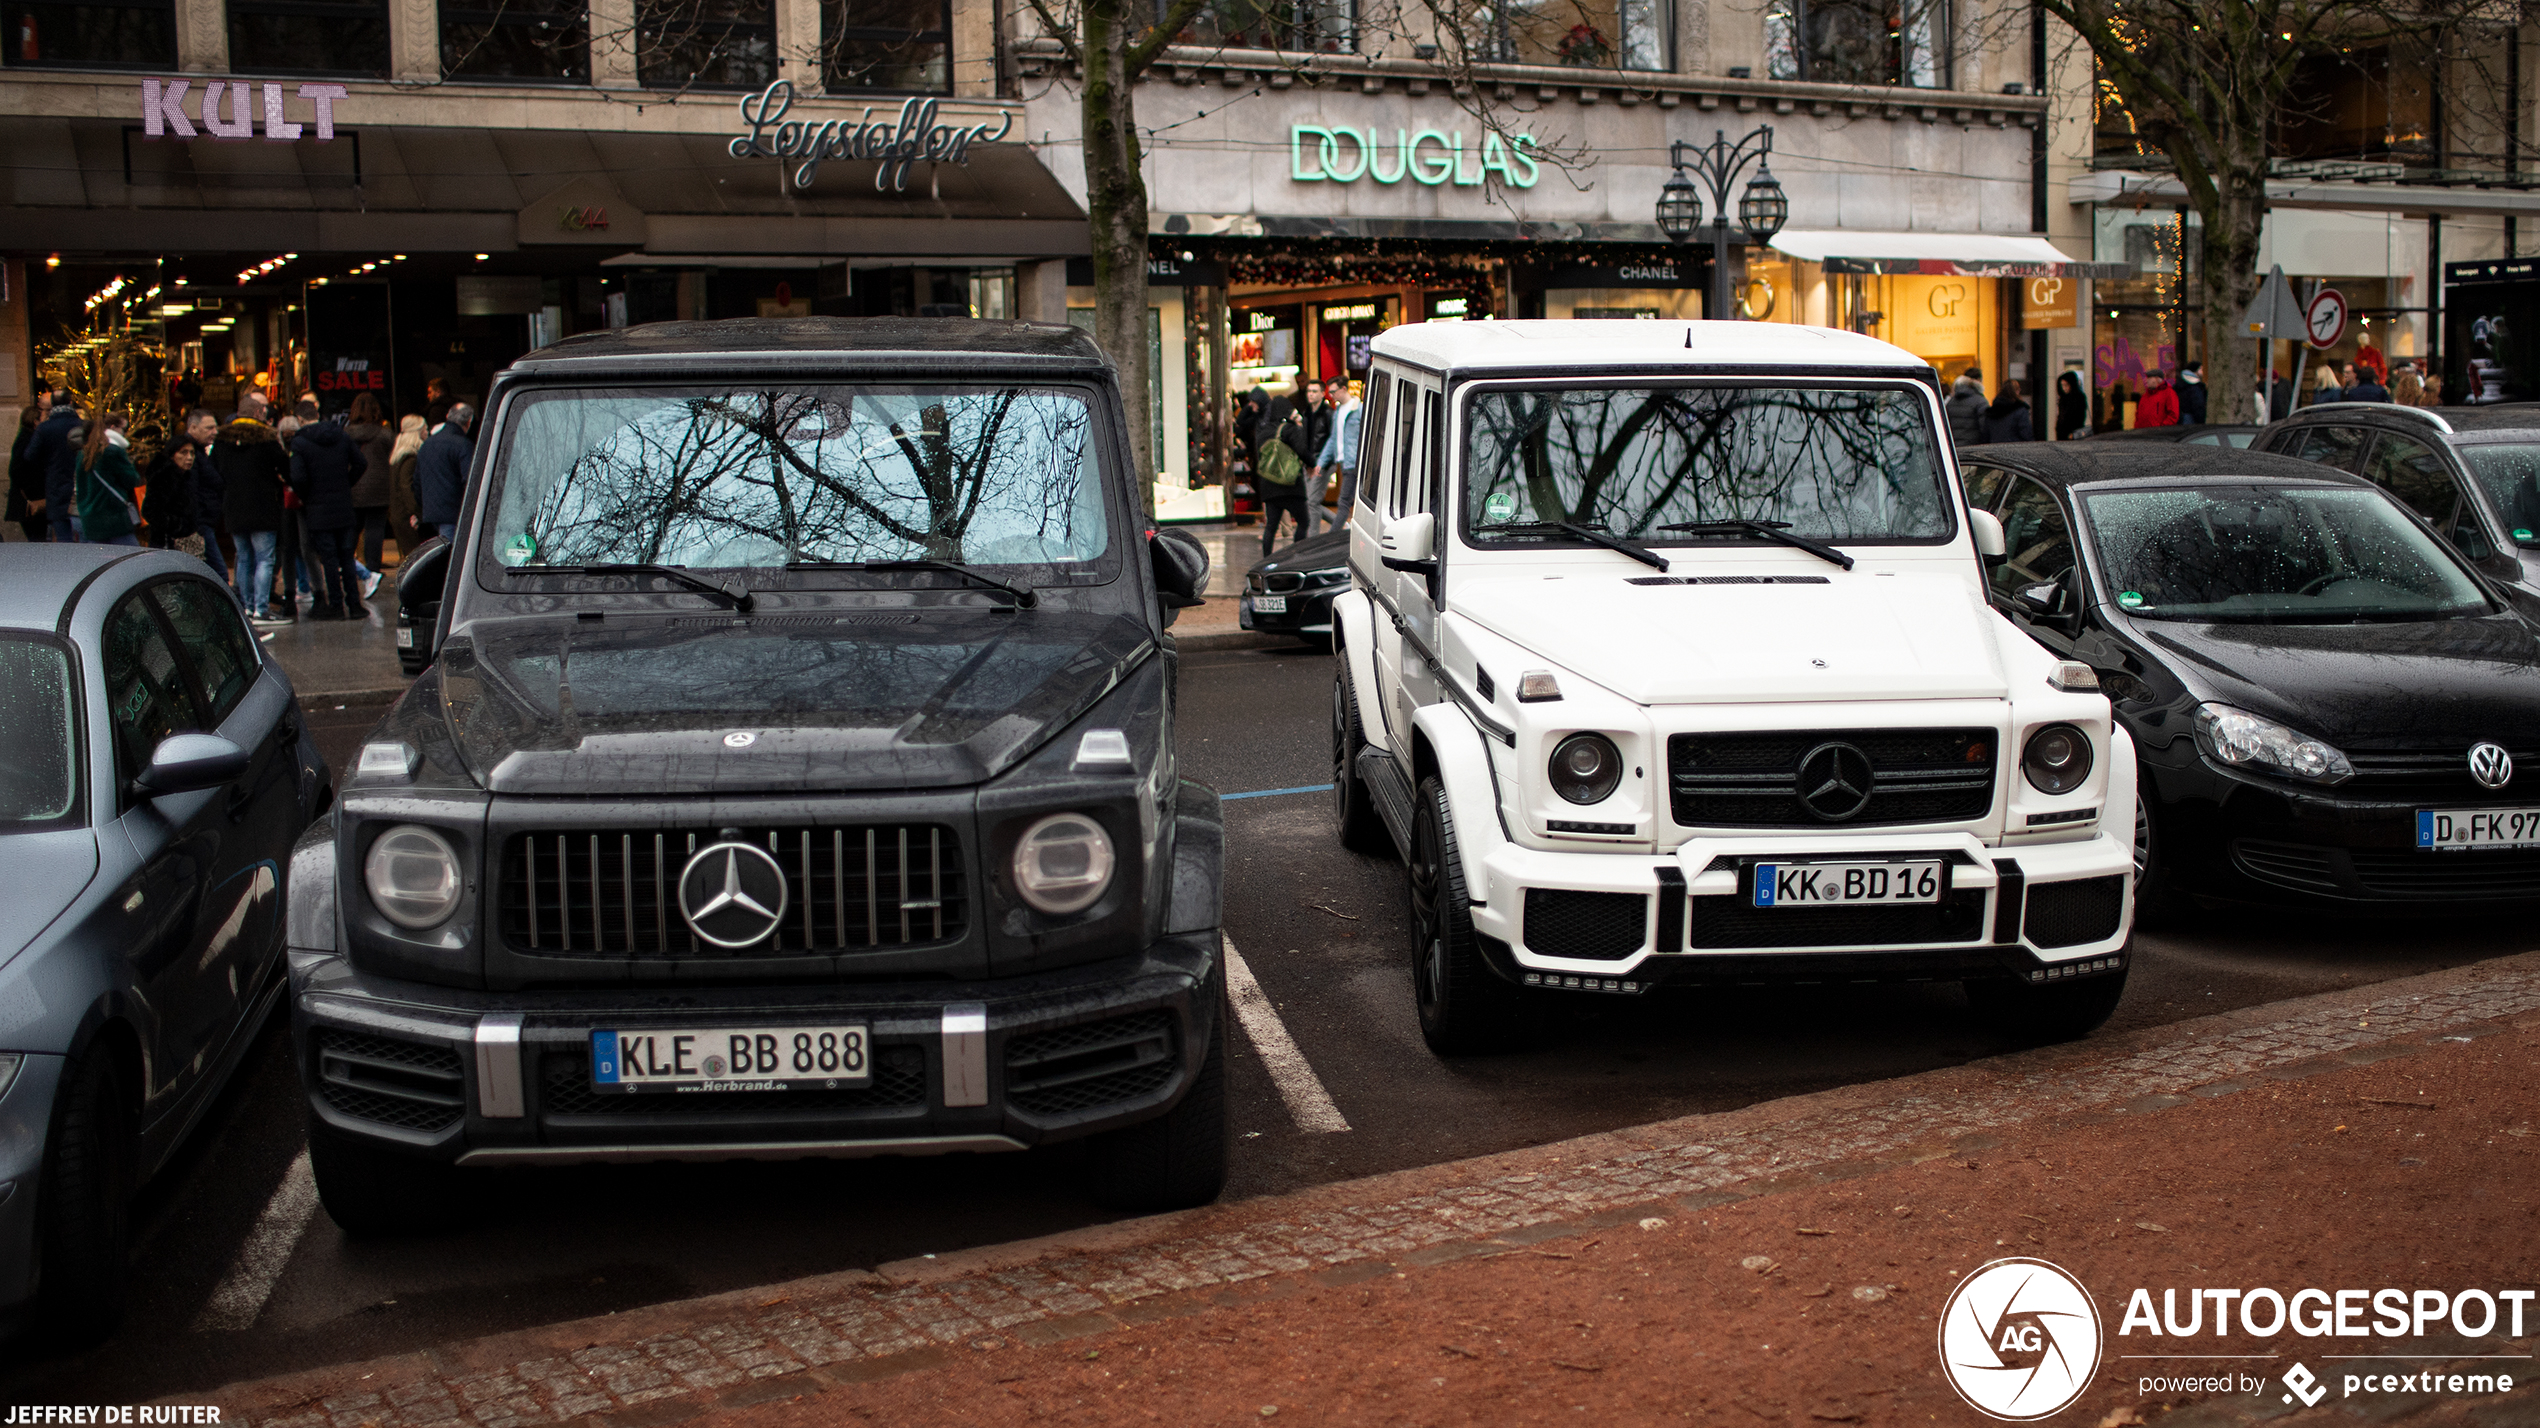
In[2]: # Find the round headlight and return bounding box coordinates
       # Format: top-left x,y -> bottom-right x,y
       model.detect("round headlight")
364,824 -> 463,929
1548,733 -> 1624,805
2022,724 -> 2095,795
1011,812 -> 1116,915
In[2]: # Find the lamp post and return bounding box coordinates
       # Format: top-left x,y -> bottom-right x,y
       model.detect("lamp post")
1654,126 -> 1788,321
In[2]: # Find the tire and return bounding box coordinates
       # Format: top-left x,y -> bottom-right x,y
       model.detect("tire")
2131,792 -> 2187,930
1409,774 -> 1529,1055
1965,961 -> 2129,1046
1084,991 -> 1229,1213
1331,668 -> 1391,856
34,1048 -> 135,1347
308,1125 -> 469,1236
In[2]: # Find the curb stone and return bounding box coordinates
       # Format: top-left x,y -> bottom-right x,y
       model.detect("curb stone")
178,951 -> 2540,1425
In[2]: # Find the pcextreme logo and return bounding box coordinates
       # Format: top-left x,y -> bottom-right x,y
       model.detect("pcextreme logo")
1938,1258 -> 2103,1421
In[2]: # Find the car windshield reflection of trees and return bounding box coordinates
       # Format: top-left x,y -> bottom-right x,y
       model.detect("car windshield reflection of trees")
2082,487 -> 2491,624
1461,386 -> 1948,544
490,387 -> 1108,575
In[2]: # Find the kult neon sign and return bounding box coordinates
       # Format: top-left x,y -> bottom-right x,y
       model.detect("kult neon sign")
1291,125 -> 1540,188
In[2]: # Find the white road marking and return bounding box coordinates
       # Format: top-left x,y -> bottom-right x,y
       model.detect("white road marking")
1222,935 -> 1351,1134
191,1148 -> 318,1333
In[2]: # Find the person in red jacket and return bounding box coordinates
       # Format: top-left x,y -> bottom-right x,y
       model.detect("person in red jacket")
2136,370 -> 2181,428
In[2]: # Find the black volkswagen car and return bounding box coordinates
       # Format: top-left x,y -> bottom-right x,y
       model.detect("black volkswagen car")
1962,443 -> 2540,918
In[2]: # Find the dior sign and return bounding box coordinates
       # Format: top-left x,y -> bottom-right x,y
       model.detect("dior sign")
140,78 -> 347,140
729,82 -> 1015,194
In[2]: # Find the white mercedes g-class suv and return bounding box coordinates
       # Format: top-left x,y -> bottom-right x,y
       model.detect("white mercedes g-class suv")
1329,321 -> 2135,1053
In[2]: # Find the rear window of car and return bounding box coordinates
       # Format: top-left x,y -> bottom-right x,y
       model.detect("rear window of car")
0,635 -> 80,832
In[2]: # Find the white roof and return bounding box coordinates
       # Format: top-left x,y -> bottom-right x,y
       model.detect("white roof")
1767,230 -> 2078,266
1369,319 -> 1930,375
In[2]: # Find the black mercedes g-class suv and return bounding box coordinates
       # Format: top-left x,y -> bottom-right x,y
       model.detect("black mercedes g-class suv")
284,319 -> 1226,1225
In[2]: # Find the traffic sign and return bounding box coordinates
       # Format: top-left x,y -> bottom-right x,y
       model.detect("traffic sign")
2241,265 -> 2304,338
2304,287 -> 2348,349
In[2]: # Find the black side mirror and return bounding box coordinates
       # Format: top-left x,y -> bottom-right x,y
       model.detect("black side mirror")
134,732 -> 251,797
397,537 -> 451,613
1149,528 -> 1209,608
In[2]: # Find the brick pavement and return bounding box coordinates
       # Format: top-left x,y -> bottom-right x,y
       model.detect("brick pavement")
195,952 -> 2540,1428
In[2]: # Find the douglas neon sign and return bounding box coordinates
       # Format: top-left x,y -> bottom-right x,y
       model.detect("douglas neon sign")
1290,125 -> 1540,188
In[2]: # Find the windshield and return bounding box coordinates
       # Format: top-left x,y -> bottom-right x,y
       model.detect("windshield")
487,385 -> 1112,576
1462,384 -> 1952,545
2459,443 -> 2540,548
0,636 -> 79,832
2082,485 -> 2490,623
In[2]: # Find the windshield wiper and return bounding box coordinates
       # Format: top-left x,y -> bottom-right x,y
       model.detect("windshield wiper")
513,562 -> 755,613
1656,519 -> 1856,572
785,558 -> 1038,608
1480,520 -> 1670,573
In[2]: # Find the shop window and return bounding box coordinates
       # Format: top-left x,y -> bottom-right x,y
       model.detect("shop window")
226,0 -> 389,76
823,0 -> 949,92
1173,0 -> 1355,54
442,0 -> 588,82
1469,0 -> 1667,70
638,0 -> 775,90
1762,0 -> 1947,87
2276,43 -> 2436,166
3,1 -> 175,70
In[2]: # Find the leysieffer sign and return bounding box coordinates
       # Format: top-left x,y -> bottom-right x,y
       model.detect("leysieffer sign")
730,82 -> 1014,193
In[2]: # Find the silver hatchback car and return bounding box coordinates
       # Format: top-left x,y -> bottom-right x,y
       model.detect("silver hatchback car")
0,544 -> 329,1343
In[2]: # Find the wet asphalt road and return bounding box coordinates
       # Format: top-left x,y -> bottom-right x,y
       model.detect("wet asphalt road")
8,640 -> 2534,1403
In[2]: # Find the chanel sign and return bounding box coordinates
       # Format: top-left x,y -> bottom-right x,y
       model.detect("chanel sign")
729,82 -> 1015,194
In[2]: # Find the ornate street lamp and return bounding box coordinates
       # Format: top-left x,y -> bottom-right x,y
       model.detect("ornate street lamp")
1657,126 -> 1783,321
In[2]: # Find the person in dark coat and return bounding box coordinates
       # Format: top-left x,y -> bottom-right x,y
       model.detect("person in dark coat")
414,403 -> 476,542
290,412 -> 369,619
7,399 -> 48,541
1980,380 -> 2034,445
2175,361 -> 2209,424
423,378 -> 454,430
1254,394 -> 1312,557
213,394 -> 293,622
143,440 -> 203,558
1944,369 -> 1988,447
73,414 -> 142,546
2346,368 -> 2391,402
344,391 -> 395,582
178,408 -> 229,581
2054,371 -> 2087,441
28,391 -> 83,543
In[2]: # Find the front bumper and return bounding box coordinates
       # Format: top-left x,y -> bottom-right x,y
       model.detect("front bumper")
0,1054 -> 66,1318
2154,757 -> 2540,908
288,932 -> 1221,1166
1238,588 -> 1340,639
1469,828 -> 2133,991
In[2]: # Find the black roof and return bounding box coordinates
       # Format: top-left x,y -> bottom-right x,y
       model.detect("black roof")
2081,424 -> 2265,444
1967,441 -> 2366,490
2271,402 -> 2540,439
511,317 -> 1110,371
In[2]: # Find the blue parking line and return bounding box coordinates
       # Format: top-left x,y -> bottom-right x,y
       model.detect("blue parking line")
1221,783 -> 1336,801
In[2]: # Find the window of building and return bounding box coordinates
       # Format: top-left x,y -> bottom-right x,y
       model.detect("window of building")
1173,0 -> 1355,55
1466,0 -> 1666,70
2277,43 -> 2437,167
227,0 -> 390,76
442,0 -> 588,82
822,0 -> 949,92
1763,0 -> 1947,87
3,0 -> 175,69
638,0 -> 775,90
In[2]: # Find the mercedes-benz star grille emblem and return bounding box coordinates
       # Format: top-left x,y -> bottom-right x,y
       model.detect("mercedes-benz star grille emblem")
2469,742 -> 2515,791
677,841 -> 790,948
1797,741 -> 1877,822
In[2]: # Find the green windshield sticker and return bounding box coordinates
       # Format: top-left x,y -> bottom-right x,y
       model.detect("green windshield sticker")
2117,590 -> 2145,609
2517,528 -> 2535,541
501,531 -> 538,567
1483,491 -> 1516,523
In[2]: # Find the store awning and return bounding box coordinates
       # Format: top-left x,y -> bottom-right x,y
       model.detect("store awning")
1768,230 -> 2133,280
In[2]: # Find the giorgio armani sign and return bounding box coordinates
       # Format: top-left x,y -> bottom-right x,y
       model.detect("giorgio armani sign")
729,82 -> 1015,194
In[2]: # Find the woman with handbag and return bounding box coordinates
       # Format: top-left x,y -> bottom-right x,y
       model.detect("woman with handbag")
76,412 -> 144,546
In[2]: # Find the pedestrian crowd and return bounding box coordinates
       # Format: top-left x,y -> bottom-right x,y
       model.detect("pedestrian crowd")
6,377 -> 475,631
1233,376 -> 1363,557
1943,349 -> 2448,453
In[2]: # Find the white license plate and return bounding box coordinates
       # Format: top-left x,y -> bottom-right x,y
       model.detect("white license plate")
2418,808 -> 2540,850
592,1026 -> 871,1092
395,626 -> 414,648
1253,595 -> 1288,613
1752,860 -> 1944,908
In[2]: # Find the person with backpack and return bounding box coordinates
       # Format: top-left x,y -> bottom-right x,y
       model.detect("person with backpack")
1255,393 -> 1311,556
74,412 -> 143,546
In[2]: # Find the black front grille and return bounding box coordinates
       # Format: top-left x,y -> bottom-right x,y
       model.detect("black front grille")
2233,840 -> 2342,894
499,826 -> 967,957
538,1044 -> 929,1116
1005,1010 -> 1178,1118
1522,889 -> 1649,961
1687,889 -> 1988,949
1669,729 -> 1998,829
2348,849 -> 2540,899
315,1030 -> 466,1133
2344,747 -> 2540,800
2023,876 -> 2126,948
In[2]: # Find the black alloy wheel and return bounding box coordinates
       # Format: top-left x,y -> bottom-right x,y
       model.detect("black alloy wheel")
1332,668 -> 1391,856
2131,790 -> 2185,928
1964,961 -> 2130,1046
1408,775 -> 1528,1054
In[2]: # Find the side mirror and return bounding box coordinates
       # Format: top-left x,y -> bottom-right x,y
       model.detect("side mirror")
1968,509 -> 2006,558
2013,570 -> 2087,632
1148,527 -> 1209,607
134,732 -> 250,797
396,537 -> 450,614
1380,512 -> 1436,571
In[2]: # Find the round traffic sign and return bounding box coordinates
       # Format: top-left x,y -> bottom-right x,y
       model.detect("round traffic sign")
2304,288 -> 2348,349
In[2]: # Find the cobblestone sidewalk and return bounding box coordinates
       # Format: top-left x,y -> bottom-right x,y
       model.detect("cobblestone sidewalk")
207,953 -> 2540,1428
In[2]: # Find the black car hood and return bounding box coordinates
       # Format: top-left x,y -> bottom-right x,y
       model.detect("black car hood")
1253,526 -> 1350,576
439,610 -> 1156,795
2134,613 -> 2540,746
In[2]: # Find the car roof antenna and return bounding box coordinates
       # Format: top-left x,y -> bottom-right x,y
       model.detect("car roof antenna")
1684,327 -> 1693,348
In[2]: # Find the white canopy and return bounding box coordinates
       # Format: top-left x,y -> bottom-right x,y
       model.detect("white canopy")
1767,230 -> 2130,279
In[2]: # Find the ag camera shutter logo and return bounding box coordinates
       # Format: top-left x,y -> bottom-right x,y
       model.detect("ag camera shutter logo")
1939,1257 -> 2103,1420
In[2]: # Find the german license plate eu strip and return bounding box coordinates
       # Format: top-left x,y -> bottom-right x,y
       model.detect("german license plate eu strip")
592,1025 -> 873,1092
